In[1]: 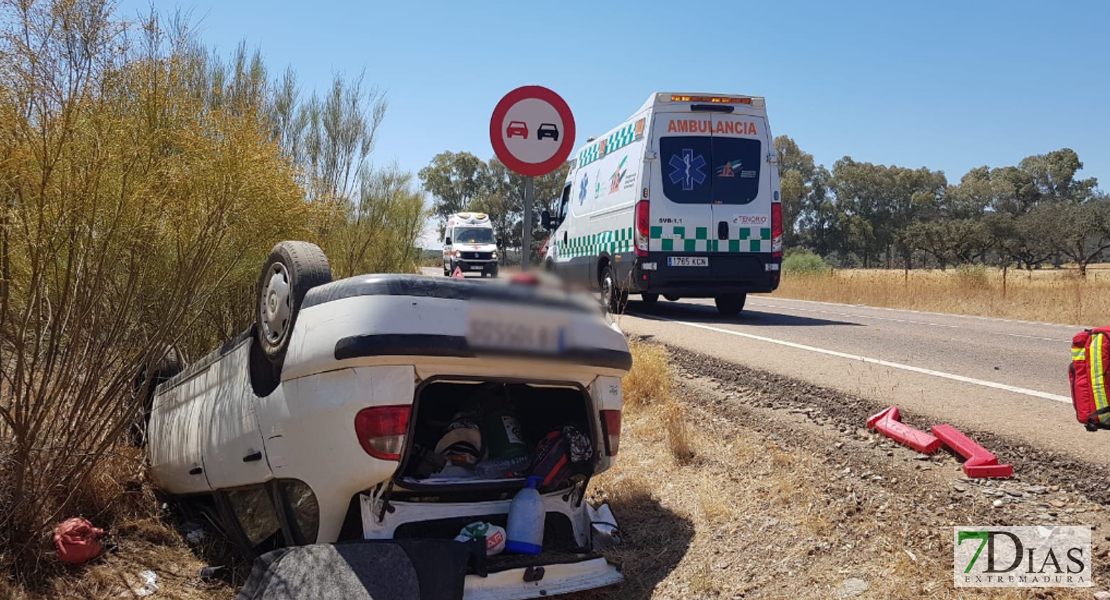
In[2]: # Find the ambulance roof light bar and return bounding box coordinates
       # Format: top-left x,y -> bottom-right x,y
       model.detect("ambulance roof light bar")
660,94 -> 765,108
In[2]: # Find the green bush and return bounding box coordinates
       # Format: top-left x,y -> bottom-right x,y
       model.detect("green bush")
782,249 -> 832,274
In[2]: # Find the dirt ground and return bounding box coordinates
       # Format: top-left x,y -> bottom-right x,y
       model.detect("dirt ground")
581,342 -> 1110,599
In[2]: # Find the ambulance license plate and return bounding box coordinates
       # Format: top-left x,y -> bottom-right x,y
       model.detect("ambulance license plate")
668,257 -> 709,267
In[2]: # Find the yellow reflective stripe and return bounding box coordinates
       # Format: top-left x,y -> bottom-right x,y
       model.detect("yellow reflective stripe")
1092,334 -> 1109,422
1073,347 -> 1087,361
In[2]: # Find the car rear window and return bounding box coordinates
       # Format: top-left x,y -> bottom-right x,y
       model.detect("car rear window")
712,137 -> 761,205
660,136 -> 713,204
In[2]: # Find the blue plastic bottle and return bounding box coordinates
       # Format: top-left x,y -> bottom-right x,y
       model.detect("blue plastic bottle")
505,476 -> 544,555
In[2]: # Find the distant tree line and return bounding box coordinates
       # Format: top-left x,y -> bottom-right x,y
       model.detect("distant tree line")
776,137 -> 1106,276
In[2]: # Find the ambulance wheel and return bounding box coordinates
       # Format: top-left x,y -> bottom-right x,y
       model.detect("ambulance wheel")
256,241 -> 332,373
664,294 -> 682,302
601,265 -> 627,313
641,293 -> 659,305
715,293 -> 746,316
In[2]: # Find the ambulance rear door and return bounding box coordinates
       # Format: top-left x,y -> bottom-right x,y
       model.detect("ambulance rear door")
710,112 -> 772,253
649,114 -> 715,258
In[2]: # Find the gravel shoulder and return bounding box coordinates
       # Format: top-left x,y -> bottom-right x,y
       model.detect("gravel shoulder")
581,341 -> 1110,599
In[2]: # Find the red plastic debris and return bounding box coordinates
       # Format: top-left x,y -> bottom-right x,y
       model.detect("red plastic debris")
510,272 -> 540,286
866,406 -> 942,454
932,424 -> 1013,478
54,517 -> 105,565
452,267 -> 464,279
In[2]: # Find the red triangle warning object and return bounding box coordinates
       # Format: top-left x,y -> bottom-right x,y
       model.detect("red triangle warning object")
719,161 -> 735,178
452,267 -> 464,279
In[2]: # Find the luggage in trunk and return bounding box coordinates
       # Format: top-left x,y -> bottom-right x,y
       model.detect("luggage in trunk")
398,381 -> 597,492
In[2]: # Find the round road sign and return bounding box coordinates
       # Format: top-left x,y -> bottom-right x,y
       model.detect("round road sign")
489,86 -> 575,177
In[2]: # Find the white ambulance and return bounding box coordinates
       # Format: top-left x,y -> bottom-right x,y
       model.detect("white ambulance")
541,93 -> 782,315
444,212 -> 499,278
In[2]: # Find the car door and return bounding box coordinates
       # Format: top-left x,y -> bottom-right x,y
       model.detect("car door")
650,114 -> 715,257
710,113 -> 771,253
199,339 -> 273,489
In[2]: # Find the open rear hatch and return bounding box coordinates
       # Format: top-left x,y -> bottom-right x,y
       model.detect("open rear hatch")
354,379 -> 624,599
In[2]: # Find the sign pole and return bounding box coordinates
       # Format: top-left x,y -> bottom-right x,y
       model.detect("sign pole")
522,176 -> 534,271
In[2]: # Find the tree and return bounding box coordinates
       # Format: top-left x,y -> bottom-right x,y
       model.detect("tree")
774,136 -> 825,248
828,158 -> 947,268
418,151 -> 489,233
1042,198 -> 1110,278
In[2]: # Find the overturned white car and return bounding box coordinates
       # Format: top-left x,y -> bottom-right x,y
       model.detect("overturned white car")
146,241 -> 631,599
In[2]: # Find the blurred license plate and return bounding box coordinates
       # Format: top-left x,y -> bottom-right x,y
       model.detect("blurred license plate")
467,307 -> 568,354
668,257 -> 709,267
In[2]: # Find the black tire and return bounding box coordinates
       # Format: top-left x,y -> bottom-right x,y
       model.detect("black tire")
256,241 -> 331,374
715,293 -> 747,316
489,267 -> 499,279
641,293 -> 659,305
664,294 -> 682,302
601,264 -> 628,314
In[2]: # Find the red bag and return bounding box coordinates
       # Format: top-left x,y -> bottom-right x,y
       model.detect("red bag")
1070,328 -> 1110,431
54,517 -> 105,565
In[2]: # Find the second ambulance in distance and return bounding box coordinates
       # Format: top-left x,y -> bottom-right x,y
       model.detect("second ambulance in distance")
444,212 -> 499,278
542,93 -> 782,315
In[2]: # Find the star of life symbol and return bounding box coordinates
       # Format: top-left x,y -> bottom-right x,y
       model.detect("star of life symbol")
579,173 -> 588,203
669,149 -> 707,191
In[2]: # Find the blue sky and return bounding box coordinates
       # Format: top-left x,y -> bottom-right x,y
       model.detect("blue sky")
120,0 -> 1109,195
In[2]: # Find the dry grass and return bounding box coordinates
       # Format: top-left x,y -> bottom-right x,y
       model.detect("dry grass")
776,266 -> 1110,325
588,340 -> 1098,599
623,340 -> 673,408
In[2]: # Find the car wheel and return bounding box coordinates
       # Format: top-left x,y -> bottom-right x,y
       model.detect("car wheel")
601,265 -> 627,314
490,268 -> 499,279
641,293 -> 659,305
256,241 -> 331,374
663,294 -> 682,302
715,293 -> 746,316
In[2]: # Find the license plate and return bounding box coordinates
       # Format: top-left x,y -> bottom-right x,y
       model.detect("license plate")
469,264 -> 483,270
668,256 -> 709,267
467,306 -> 569,354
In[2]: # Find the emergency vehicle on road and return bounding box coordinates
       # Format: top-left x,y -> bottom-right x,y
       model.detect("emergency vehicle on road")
444,212 -> 500,278
541,93 -> 782,315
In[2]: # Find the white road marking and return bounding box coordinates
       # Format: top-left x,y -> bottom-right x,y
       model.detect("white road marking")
747,300 -> 1067,343
647,315 -> 1072,404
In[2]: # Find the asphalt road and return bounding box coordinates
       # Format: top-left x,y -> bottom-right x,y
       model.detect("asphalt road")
616,294 -> 1110,464
420,267 -> 1105,463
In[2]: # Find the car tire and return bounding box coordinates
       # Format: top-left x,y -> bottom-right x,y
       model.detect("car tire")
641,293 -> 659,305
601,264 -> 627,314
256,241 -> 332,375
715,293 -> 746,316
490,268 -> 499,279
664,294 -> 682,302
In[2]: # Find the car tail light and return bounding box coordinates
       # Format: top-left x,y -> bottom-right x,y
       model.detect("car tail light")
634,201 -> 650,257
600,410 -> 621,456
771,202 -> 783,259
354,405 -> 410,461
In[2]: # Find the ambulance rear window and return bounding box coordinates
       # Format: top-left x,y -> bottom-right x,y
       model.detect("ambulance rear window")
660,137 -> 713,204
712,137 -> 761,205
